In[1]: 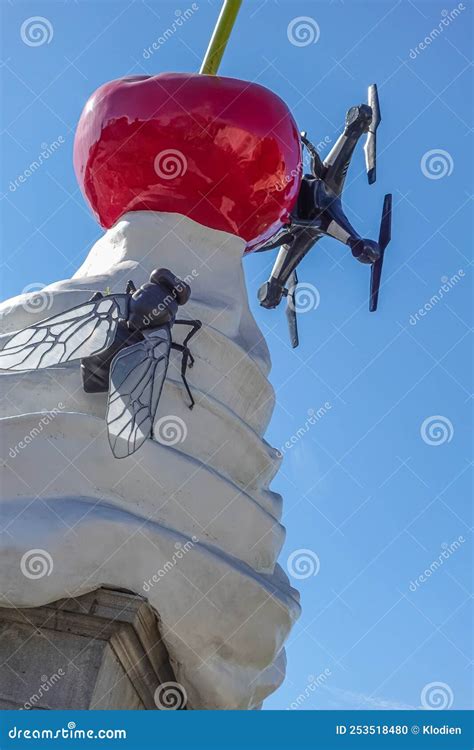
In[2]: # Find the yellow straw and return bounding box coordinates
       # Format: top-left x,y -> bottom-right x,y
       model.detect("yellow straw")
199,0 -> 242,75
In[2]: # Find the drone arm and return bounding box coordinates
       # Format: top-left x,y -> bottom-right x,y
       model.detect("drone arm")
258,245 -> 293,309
272,244 -> 301,283
258,230 -> 318,309
252,224 -> 295,253
323,134 -> 357,196
313,184 -> 362,248
323,105 -> 372,197
323,212 -> 363,246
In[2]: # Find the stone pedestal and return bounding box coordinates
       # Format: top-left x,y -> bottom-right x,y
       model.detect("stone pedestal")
0,587 -> 175,710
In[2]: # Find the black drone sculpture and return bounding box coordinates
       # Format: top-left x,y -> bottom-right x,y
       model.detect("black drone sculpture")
0,269 -> 201,459
256,84 -> 392,347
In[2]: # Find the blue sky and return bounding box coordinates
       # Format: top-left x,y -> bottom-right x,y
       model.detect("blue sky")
1,0 -> 472,711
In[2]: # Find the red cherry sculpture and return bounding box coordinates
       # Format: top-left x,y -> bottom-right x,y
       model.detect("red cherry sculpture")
73,73 -> 301,251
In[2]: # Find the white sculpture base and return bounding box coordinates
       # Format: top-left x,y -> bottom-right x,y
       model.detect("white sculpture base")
0,211 -> 300,709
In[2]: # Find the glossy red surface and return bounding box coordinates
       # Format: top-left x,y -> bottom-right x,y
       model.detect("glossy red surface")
73,73 -> 302,251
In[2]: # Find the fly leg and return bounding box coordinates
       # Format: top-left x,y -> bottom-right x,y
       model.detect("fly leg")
171,320 -> 202,408
174,320 -> 202,344
170,342 -> 194,409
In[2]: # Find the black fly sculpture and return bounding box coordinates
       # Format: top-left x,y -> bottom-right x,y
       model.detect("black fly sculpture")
256,84 -> 392,347
0,269 -> 201,459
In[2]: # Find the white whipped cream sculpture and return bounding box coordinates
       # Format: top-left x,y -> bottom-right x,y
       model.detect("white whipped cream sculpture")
0,211 -> 300,709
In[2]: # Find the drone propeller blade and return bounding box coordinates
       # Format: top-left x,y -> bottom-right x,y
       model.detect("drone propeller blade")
285,270 -> 299,348
369,193 -> 392,312
378,192 -> 392,250
363,84 -> 381,185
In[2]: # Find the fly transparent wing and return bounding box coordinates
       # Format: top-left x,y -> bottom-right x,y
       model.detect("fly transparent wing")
0,295 -> 128,371
106,327 -> 170,459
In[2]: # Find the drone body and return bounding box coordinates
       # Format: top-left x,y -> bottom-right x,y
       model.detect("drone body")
0,269 -> 201,459
256,84 -> 392,347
